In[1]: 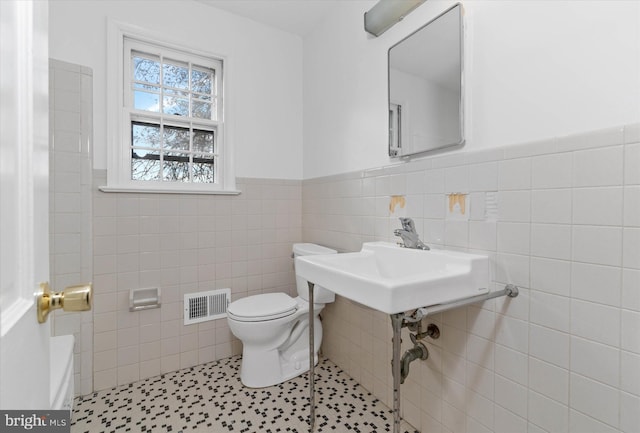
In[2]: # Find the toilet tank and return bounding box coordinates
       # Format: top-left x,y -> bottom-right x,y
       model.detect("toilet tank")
293,243 -> 337,304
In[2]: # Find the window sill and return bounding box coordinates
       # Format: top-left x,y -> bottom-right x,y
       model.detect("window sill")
98,185 -> 241,195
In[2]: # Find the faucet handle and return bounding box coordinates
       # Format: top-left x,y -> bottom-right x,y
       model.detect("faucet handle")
399,217 -> 416,232
395,217 -> 430,251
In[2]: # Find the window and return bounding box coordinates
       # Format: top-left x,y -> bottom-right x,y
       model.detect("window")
104,24 -> 237,194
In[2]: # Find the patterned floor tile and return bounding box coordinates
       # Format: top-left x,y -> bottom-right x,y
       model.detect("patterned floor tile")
72,356 -> 418,433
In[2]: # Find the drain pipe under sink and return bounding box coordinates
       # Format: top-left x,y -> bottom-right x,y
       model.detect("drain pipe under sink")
400,339 -> 429,384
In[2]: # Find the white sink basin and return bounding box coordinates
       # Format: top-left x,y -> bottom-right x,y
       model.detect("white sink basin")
295,242 -> 490,314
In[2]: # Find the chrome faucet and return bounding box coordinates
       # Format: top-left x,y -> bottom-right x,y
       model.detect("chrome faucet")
394,217 -> 430,250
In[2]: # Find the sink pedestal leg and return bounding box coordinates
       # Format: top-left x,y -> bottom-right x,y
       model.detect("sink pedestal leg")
308,282 -> 315,432
391,313 -> 403,433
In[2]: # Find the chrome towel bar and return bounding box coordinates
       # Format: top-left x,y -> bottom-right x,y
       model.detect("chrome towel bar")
403,284 -> 519,324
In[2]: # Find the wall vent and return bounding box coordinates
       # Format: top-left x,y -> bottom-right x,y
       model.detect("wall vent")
485,191 -> 498,221
183,288 -> 231,325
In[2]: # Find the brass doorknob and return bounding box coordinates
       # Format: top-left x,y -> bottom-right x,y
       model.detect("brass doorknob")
37,282 -> 92,323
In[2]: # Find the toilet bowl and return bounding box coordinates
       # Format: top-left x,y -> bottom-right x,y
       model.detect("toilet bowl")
227,243 -> 337,388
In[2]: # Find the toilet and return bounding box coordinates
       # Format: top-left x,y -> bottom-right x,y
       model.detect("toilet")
227,243 -> 337,388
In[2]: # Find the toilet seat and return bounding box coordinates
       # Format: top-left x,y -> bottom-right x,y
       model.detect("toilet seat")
227,293 -> 298,322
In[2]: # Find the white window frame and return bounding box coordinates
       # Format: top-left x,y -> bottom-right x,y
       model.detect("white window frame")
103,21 -> 238,195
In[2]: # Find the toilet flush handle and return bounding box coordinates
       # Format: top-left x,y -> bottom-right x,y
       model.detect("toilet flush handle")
37,282 -> 92,323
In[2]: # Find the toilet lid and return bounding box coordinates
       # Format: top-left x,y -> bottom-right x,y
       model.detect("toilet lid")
227,293 -> 298,322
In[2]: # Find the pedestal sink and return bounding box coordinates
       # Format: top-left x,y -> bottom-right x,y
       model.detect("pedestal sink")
295,241 -> 490,314
296,241 -> 519,433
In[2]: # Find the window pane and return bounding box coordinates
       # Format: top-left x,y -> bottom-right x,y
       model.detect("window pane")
163,125 -> 190,151
134,83 -> 159,92
131,149 -> 160,181
164,88 -> 188,97
132,122 -> 161,149
193,130 -> 214,154
192,101 -> 212,119
192,159 -> 215,183
133,56 -> 160,84
191,69 -> 212,95
162,62 -> 189,90
163,96 -> 189,116
134,91 -> 160,112
193,94 -> 211,101
163,153 -> 190,182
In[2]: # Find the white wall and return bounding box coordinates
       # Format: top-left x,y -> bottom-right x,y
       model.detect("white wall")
303,0 -> 640,179
49,0 -> 303,179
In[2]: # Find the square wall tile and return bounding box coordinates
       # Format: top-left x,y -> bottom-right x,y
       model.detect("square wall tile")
530,291 -> 570,332
571,299 -> 620,347
528,390 -> 569,433
469,221 -> 497,251
571,262 -> 621,307
530,258 -> 571,296
530,224 -> 571,260
495,375 -> 528,419
497,223 -> 530,255
528,357 -> 568,405
495,344 -> 527,386
529,325 -> 570,369
444,221 -> 468,248
531,189 -> 571,224
497,191 -> 530,222
469,162 -> 498,192
572,187 -> 623,226
498,159 -> 531,191
496,253 -> 529,288
495,405 -> 527,433
494,315 -> 528,354
570,373 -> 619,428
532,153 -> 572,189
423,169 -> 445,193
444,165 -> 469,193
570,336 -> 620,387
572,226 -> 622,267
573,146 -> 624,187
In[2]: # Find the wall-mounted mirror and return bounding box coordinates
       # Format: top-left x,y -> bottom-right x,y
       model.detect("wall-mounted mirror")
388,3 -> 463,157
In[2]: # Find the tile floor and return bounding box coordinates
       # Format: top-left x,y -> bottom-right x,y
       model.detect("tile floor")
72,356 -> 418,432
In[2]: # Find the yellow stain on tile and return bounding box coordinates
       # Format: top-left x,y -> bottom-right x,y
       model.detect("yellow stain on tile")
448,193 -> 467,215
389,195 -> 406,214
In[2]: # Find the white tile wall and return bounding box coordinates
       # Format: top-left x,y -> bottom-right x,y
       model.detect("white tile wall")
49,59 -> 94,396
304,123 -> 640,433
91,174 -> 302,390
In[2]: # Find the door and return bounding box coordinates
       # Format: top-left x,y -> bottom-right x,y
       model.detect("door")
0,0 -> 52,409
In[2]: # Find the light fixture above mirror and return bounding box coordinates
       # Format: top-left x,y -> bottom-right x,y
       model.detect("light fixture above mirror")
364,0 -> 427,36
